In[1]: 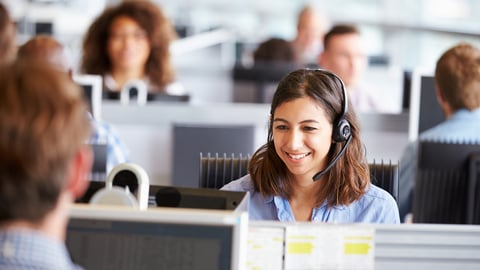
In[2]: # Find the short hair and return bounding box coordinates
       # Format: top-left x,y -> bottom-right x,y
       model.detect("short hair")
323,24 -> 360,51
253,38 -> 297,64
249,69 -> 369,207
81,0 -> 177,91
0,2 -> 16,65
18,35 -> 71,72
435,42 -> 480,111
0,60 -> 91,223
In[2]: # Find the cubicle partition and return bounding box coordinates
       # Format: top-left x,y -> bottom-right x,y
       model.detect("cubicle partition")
102,102 -> 410,186
67,204 -> 480,270
247,221 -> 480,270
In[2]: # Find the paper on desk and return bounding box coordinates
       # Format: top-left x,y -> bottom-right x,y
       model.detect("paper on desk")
246,226 -> 285,270
284,224 -> 374,270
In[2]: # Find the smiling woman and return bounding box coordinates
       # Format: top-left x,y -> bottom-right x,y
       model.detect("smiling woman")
221,68 -> 400,223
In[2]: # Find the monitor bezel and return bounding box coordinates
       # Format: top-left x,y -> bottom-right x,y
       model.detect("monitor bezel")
68,204 -> 248,270
73,74 -> 103,120
407,68 -> 436,142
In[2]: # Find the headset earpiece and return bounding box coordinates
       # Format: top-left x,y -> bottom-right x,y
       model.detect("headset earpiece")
334,118 -> 351,142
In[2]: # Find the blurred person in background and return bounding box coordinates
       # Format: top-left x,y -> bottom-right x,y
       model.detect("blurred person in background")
318,24 -> 387,113
81,0 -> 185,97
291,5 -> 329,67
18,35 -> 130,174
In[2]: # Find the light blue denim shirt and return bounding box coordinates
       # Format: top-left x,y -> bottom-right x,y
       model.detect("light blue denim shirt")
0,229 -> 83,270
398,108 -> 480,220
221,175 -> 400,223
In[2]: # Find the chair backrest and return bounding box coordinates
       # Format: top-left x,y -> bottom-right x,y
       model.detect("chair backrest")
369,160 -> 399,202
199,153 -> 399,202
413,141 -> 480,224
172,124 -> 255,188
199,153 -> 251,189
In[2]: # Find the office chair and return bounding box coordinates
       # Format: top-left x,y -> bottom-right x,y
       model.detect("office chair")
369,160 -> 399,202
412,141 -> 480,224
232,63 -> 296,103
199,152 -> 251,189
171,124 -> 255,188
198,152 -> 400,202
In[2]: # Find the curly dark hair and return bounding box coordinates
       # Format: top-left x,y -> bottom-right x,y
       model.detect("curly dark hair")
81,0 -> 177,92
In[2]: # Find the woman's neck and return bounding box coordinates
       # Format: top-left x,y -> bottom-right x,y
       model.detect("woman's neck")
289,177 -> 323,221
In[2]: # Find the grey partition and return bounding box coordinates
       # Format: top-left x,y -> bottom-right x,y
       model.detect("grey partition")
172,124 -> 255,187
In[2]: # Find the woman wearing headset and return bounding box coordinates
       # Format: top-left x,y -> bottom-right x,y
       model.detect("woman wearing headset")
222,69 -> 399,223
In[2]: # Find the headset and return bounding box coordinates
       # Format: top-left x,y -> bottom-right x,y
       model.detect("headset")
311,69 -> 352,181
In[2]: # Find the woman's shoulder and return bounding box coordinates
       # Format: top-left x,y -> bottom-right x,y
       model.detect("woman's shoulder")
220,175 -> 255,192
358,184 -> 400,223
363,184 -> 397,204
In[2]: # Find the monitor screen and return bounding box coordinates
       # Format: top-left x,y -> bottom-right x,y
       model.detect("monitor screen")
67,205 -> 248,270
408,70 -> 445,141
73,74 -> 103,120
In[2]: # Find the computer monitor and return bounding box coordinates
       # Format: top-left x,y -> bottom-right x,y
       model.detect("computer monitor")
408,70 -> 445,141
67,205 -> 248,270
89,144 -> 107,182
77,181 -> 249,212
73,74 -> 103,120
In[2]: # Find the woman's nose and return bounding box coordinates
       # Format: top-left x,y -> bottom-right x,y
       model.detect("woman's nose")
286,129 -> 303,150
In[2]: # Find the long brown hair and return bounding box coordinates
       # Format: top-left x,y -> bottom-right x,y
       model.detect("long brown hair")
249,69 -> 369,207
81,0 -> 177,92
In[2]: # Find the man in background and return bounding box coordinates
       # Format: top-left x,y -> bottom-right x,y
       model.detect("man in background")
0,60 -> 92,269
18,35 -> 130,174
318,24 -> 386,113
398,42 -> 480,221
291,5 -> 329,66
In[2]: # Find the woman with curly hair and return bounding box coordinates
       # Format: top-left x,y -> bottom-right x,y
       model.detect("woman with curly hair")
222,69 -> 399,223
81,0 -> 184,96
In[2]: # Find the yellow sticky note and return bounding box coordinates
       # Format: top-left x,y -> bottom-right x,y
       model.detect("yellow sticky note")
287,242 -> 314,254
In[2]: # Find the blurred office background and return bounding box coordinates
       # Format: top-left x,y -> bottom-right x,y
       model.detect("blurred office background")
3,0 -> 480,105
2,0 -> 480,185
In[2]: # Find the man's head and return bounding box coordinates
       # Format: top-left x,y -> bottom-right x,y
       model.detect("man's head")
0,60 -> 92,224
435,43 -> 480,114
292,5 -> 328,64
18,35 -> 72,75
318,24 -> 367,89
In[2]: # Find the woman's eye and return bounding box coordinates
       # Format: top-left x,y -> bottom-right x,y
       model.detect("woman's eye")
303,126 -> 317,131
275,125 -> 288,130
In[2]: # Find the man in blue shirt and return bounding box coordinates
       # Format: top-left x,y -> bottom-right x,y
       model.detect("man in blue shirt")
0,61 -> 92,269
398,43 -> 480,221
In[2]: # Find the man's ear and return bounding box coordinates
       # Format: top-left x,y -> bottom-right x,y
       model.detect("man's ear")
435,85 -> 452,117
66,145 -> 93,200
